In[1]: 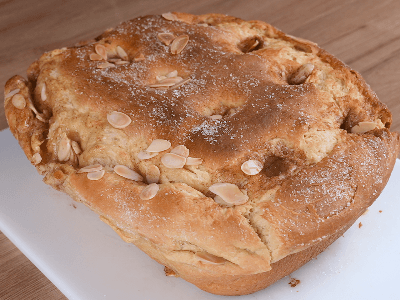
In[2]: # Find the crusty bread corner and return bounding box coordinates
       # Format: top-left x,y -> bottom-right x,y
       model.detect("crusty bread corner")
4,12 -> 400,295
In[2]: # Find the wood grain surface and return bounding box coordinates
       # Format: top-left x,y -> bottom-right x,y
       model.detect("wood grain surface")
1,0 -> 399,299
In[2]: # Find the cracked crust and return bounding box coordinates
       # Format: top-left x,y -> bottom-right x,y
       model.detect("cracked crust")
4,12 -> 400,295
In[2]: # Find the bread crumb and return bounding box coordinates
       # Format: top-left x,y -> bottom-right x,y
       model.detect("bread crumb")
289,277 -> 300,287
358,222 -> 362,228
164,266 -> 177,277
379,210 -> 383,213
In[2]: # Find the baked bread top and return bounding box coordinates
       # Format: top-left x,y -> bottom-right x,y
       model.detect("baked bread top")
4,12 -> 400,281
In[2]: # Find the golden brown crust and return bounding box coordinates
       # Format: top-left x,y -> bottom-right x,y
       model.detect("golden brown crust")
4,12 -> 400,295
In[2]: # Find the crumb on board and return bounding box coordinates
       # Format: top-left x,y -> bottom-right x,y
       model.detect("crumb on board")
379,210 -> 383,213
358,222 -> 363,228
289,277 -> 301,287
164,266 -> 177,277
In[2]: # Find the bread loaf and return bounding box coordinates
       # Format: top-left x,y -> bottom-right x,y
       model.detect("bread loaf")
4,12 -> 400,295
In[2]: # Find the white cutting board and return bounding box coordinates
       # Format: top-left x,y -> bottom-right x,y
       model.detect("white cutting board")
0,128 -> 399,300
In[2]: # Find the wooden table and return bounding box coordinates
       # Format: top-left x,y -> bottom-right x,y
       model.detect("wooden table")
1,0 -> 399,298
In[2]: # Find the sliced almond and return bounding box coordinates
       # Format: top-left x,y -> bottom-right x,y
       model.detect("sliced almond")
114,165 -> 143,181
27,100 -> 45,122
115,60 -> 129,65
107,111 -> 132,129
108,58 -> 122,63
170,145 -> 189,158
195,252 -> 227,265
140,183 -> 160,200
87,169 -> 105,181
71,141 -> 82,155
5,89 -> 20,99
170,35 -> 189,54
97,62 -> 116,69
95,44 -> 108,60
241,160 -> 263,175
161,153 -> 186,168
158,33 -> 175,46
58,135 -> 71,162
210,114 -> 222,120
11,94 -> 26,109
90,53 -> 104,61
209,183 -> 248,205
148,77 -> 183,88
162,12 -> 178,21
69,148 -> 78,165
351,122 -> 377,134
134,53 -> 145,61
185,157 -> 203,166
146,139 -> 171,152
156,75 -> 167,81
116,46 -> 129,60
213,195 -> 234,207
146,165 -> 161,184
290,63 -> 315,85
137,150 -> 159,160
170,78 -> 191,89
78,164 -> 103,173
166,70 -> 178,78
41,84 -> 47,101
32,153 -> 42,165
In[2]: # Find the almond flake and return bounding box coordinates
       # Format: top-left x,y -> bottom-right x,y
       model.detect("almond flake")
241,160 -> 263,175
32,153 -> 42,165
114,165 -> 143,181
162,12 -> 178,21
146,165 -> 160,184
213,195 -> 233,207
158,33 -> 175,45
195,252 -> 227,265
95,44 -> 108,60
170,78 -> 191,89
116,46 -> 129,60
351,122 -> 377,134
166,70 -> 178,78
170,35 -> 189,54
58,134 -> 71,162
107,111 -> 132,129
115,60 -> 129,65
148,77 -> 183,88
27,100 -> 45,122
90,53 -> 104,61
78,164 -> 103,173
5,89 -> 20,99
11,94 -> 26,109
87,169 -> 105,180
146,139 -> 171,152
137,150 -> 159,160
156,75 -> 167,81
97,62 -> 115,69
71,141 -> 82,155
185,157 -> 203,166
140,183 -> 159,200
108,58 -> 122,63
161,153 -> 186,168
209,183 -> 248,205
41,84 -> 47,101
210,114 -> 222,120
170,145 -> 189,158
290,63 -> 315,85
134,53 -> 145,61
